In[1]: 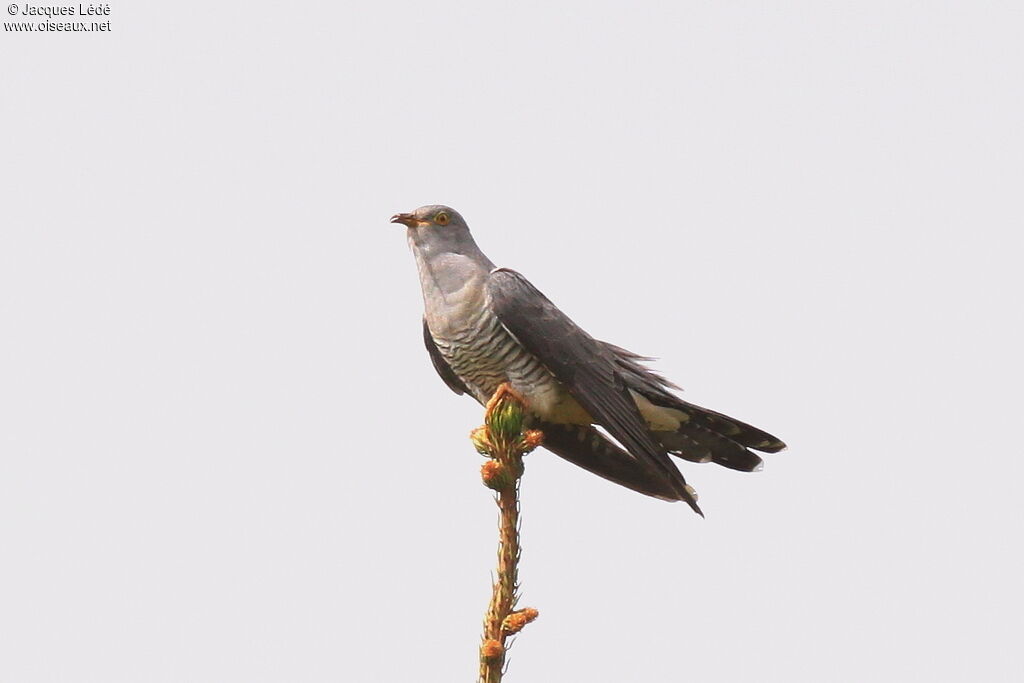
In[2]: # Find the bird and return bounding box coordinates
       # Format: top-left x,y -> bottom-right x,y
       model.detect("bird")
393,204 -> 786,515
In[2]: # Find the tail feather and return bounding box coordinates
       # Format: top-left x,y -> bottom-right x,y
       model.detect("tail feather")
676,402 -> 787,454
605,340 -> 787,455
656,423 -> 764,472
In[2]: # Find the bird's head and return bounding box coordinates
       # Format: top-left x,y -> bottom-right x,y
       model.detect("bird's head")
391,205 -> 478,254
391,205 -> 467,232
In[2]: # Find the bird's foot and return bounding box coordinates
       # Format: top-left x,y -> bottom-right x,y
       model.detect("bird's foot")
485,383 -> 529,415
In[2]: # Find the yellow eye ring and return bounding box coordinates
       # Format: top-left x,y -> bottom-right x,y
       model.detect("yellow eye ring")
435,212 -> 450,226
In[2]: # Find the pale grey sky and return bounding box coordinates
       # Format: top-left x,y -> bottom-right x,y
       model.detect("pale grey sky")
2,2 -> 1022,681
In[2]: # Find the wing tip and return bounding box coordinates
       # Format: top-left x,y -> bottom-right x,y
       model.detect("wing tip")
682,484 -> 704,517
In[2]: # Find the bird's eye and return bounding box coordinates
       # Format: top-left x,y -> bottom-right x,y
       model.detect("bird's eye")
435,212 -> 450,226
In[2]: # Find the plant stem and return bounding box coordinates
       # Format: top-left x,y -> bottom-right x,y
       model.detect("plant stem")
476,385 -> 540,683
481,480 -> 520,682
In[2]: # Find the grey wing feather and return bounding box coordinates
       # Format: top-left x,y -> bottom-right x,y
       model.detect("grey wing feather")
486,268 -> 698,511
602,341 -> 681,391
422,317 -> 468,395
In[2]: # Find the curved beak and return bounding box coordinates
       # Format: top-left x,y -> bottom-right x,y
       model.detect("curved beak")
390,213 -> 417,227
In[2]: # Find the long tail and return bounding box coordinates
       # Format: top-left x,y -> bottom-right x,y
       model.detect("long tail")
605,341 -> 786,472
654,401 -> 787,472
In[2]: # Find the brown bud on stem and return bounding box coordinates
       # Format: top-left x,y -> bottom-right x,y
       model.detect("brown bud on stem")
470,426 -> 493,455
481,460 -> 514,491
501,607 -> 539,635
480,639 -> 504,662
518,429 -> 544,454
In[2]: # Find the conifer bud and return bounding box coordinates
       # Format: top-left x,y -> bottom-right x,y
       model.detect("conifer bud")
480,638 -> 504,662
502,607 -> 539,635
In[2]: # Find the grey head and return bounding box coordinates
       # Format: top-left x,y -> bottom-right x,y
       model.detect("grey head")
391,204 -> 496,301
390,205 -> 483,256
391,204 -> 496,281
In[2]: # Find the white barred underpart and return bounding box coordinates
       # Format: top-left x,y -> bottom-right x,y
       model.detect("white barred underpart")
431,288 -> 551,407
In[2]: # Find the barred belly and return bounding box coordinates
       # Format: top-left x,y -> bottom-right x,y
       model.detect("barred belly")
432,304 -> 591,424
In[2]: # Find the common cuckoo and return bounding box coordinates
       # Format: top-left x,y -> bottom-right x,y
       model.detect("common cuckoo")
394,204 -> 786,515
